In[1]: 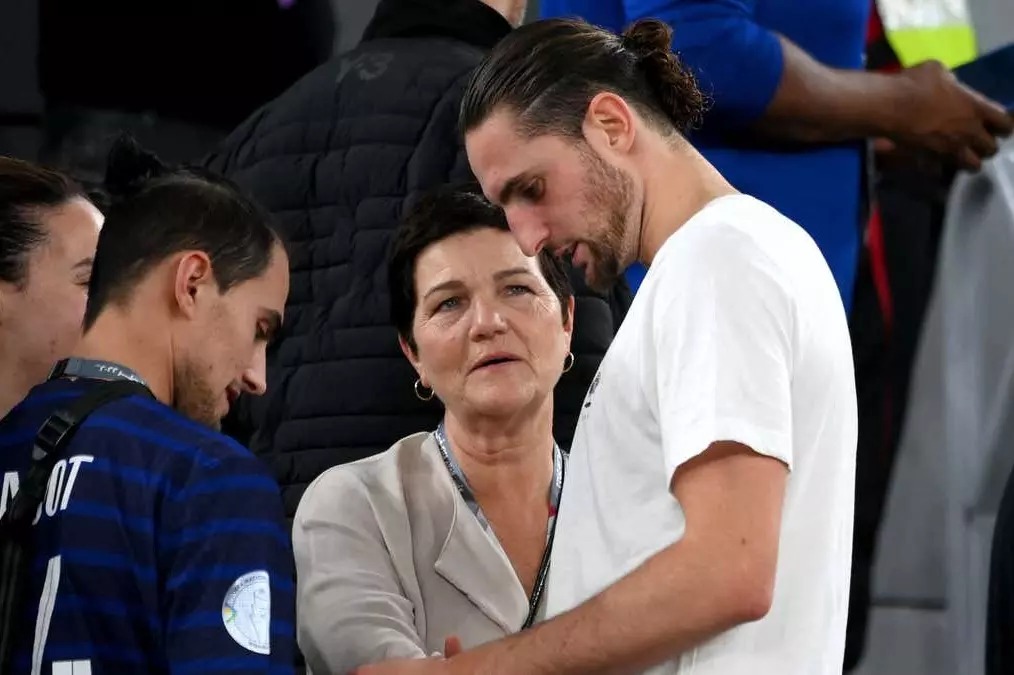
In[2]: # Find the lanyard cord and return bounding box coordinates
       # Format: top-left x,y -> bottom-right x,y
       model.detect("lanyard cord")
433,422 -> 565,628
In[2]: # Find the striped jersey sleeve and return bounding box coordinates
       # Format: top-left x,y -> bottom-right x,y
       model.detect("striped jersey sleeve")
159,442 -> 295,675
0,380 -> 296,674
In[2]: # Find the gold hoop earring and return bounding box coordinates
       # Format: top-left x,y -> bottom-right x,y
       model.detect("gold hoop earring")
562,352 -> 575,373
414,378 -> 434,401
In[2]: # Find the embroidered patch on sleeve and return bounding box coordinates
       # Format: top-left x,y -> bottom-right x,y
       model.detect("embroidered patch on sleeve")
222,570 -> 271,655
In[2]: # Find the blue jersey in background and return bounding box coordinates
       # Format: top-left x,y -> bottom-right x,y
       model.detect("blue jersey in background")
542,0 -> 870,307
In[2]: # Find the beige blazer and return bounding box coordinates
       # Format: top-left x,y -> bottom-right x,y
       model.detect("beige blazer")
292,432 -> 531,674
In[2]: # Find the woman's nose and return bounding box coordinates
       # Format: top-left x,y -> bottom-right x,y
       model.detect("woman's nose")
468,298 -> 508,339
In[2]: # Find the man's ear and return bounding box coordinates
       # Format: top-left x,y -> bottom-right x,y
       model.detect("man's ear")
582,92 -> 637,156
172,251 -> 215,318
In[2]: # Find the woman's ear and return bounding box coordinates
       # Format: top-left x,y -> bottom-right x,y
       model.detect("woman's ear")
563,295 -> 576,340
398,334 -> 425,383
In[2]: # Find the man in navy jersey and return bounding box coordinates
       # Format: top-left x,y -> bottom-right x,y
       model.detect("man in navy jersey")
0,137 -> 294,674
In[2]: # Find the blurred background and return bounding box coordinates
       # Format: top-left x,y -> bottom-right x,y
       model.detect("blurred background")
0,0 -> 542,162
0,0 -> 541,166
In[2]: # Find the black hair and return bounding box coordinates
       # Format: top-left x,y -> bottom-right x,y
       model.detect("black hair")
388,184 -> 573,351
83,135 -> 282,330
0,157 -> 87,286
460,17 -> 706,139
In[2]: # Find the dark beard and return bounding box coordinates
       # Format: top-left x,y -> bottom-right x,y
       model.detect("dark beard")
172,357 -> 222,430
577,145 -> 636,293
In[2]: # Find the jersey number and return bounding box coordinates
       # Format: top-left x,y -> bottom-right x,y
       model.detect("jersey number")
30,556 -> 92,675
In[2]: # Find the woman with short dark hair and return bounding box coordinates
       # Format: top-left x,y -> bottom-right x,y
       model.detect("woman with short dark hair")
293,185 -> 576,673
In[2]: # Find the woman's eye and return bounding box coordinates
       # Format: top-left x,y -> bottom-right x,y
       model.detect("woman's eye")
505,285 -> 533,296
436,297 -> 460,312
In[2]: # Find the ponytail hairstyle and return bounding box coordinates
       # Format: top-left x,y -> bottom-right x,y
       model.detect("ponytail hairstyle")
460,17 -> 706,139
83,134 -> 282,330
0,158 -> 87,287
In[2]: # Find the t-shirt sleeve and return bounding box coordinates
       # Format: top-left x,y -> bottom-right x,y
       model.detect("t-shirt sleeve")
160,448 -> 295,674
652,221 -> 795,481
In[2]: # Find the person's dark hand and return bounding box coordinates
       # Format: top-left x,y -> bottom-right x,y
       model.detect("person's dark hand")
871,136 -> 949,177
890,60 -> 1013,171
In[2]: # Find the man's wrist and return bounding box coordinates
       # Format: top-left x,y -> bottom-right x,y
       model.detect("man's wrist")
859,70 -> 914,140
446,638 -> 511,675
449,625 -> 561,675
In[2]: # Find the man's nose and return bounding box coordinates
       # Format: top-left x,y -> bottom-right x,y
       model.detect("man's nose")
506,206 -> 550,256
241,353 -> 268,396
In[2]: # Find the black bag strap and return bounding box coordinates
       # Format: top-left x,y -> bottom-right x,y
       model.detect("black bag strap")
0,379 -> 153,673
1,379 -> 153,534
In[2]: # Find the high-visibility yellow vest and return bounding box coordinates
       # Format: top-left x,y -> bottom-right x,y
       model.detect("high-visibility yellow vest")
878,0 -> 978,67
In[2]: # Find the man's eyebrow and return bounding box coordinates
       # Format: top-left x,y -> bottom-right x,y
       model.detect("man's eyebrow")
497,175 -> 528,206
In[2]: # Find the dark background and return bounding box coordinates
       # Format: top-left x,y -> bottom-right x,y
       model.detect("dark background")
0,0 -> 544,161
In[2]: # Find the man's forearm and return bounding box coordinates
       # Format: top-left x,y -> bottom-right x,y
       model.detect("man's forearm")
753,35 -> 907,145
449,535 -> 769,674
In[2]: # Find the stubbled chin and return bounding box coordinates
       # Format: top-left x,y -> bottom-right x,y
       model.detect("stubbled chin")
583,265 -> 614,294
210,400 -> 229,429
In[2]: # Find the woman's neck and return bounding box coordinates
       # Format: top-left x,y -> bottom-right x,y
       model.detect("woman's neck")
0,355 -> 39,419
442,404 -> 556,506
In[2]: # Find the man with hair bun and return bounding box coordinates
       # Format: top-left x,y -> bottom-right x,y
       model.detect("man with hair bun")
356,17 -> 856,675
542,0 -> 1013,311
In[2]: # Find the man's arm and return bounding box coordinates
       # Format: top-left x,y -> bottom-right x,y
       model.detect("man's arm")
161,450 -> 296,674
623,0 -> 1012,168
354,444 -> 787,675
460,444 -> 786,675
758,39 -> 1012,168
357,222 -> 799,675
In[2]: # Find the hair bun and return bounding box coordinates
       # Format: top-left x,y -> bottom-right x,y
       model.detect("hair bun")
621,18 -> 673,61
103,134 -> 168,198
620,18 -> 706,133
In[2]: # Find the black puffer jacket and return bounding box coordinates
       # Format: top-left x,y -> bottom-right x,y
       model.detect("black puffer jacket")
205,0 -> 630,519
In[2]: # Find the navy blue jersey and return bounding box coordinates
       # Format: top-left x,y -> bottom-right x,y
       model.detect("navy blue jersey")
0,378 -> 295,674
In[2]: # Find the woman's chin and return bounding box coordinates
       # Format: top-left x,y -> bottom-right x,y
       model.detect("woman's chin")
463,382 -> 539,417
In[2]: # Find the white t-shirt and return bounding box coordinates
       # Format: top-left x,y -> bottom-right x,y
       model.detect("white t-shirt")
543,194 -> 857,674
